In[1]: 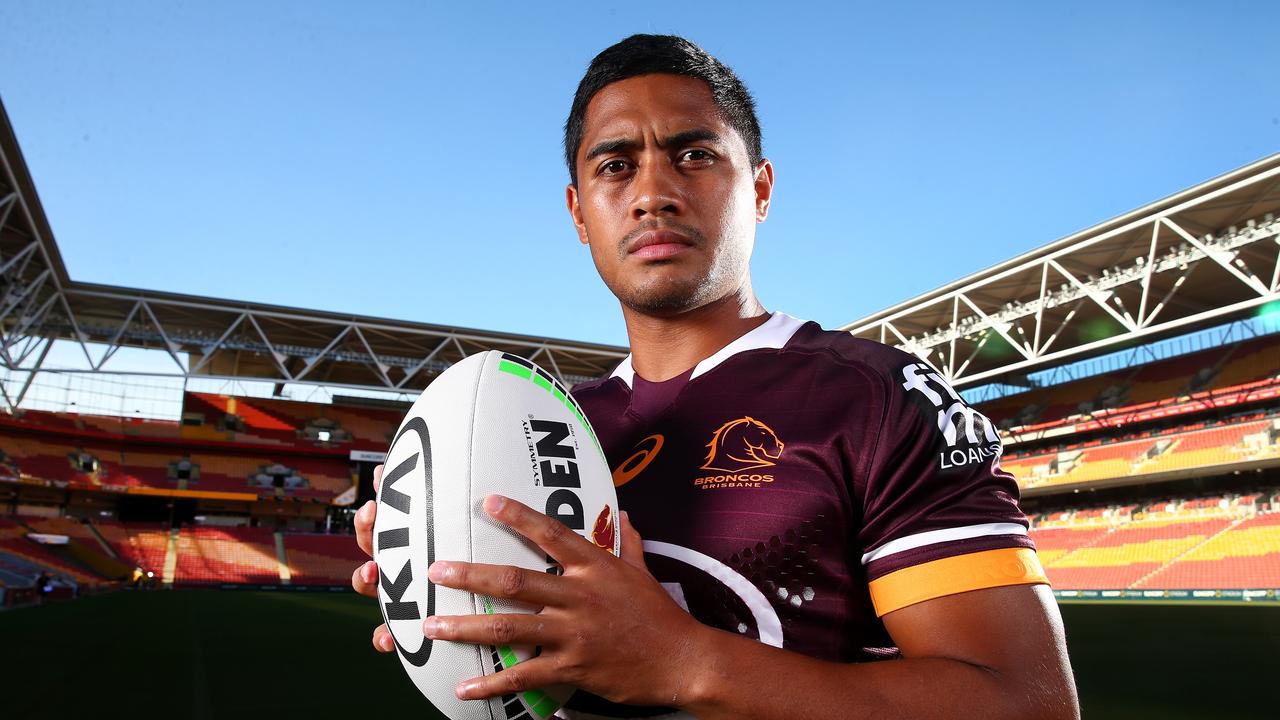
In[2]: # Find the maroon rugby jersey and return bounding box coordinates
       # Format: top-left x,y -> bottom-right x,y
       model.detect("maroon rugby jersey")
571,312 -> 1048,664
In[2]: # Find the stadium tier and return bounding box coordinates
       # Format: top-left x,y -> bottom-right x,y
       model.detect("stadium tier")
182,392 -> 400,448
979,333 -> 1280,430
1030,494 -> 1280,591
0,517 -> 106,587
1137,512 -> 1280,589
0,413 -> 356,502
1001,413 -> 1279,490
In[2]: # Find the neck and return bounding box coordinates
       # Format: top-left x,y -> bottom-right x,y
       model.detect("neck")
622,282 -> 768,382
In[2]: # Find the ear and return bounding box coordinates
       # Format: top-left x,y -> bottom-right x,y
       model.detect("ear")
753,159 -> 775,223
566,183 -> 590,245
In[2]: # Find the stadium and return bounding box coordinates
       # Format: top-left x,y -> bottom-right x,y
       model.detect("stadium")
1,79 -> 1278,720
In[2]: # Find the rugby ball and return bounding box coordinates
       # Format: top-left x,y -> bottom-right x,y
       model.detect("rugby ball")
374,350 -> 621,720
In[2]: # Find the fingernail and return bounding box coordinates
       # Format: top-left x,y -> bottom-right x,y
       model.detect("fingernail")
363,562 -> 376,583
456,680 -> 477,699
428,561 -> 450,582
380,634 -> 394,652
485,495 -> 506,513
423,616 -> 439,637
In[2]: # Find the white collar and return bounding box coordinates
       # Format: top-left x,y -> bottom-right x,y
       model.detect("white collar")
610,311 -> 807,387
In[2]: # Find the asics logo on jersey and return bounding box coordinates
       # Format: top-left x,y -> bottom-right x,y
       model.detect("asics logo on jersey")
701,416 -> 785,472
612,434 -> 664,487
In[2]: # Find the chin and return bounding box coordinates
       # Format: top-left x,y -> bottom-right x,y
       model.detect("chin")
620,279 -> 715,315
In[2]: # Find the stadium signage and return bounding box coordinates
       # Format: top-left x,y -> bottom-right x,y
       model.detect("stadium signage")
350,450 -> 387,463
526,418 -> 585,531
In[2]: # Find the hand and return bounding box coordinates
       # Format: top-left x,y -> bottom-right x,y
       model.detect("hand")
351,463 -> 396,653
427,495 -> 706,707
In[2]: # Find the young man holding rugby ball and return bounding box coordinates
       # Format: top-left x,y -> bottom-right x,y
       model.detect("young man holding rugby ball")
353,34 -> 1078,720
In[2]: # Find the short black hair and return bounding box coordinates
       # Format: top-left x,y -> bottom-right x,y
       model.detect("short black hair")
563,34 -> 763,185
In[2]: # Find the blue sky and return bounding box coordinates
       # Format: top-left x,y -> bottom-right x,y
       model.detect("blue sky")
2,1 -> 1277,348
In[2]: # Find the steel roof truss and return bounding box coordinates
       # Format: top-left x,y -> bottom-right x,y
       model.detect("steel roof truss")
1142,261 -> 1199,329
1163,218 -> 1269,296
0,239 -> 37,279
1046,258 -> 1136,333
542,347 -> 567,385
352,325 -> 393,389
0,192 -> 17,231
93,300 -> 143,370
246,313 -> 295,382
294,325 -> 352,383
140,301 -> 187,373
958,293 -> 1033,361
394,336 -> 452,390
188,313 -> 248,376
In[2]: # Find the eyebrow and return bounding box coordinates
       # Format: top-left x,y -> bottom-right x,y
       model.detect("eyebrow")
584,128 -> 723,161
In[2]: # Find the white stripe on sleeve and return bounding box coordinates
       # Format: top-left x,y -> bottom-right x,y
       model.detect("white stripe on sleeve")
861,522 -> 1028,565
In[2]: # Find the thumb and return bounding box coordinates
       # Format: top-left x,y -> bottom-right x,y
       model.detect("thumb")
619,510 -> 647,569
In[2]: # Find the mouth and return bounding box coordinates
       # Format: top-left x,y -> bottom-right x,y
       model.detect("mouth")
626,229 -> 695,260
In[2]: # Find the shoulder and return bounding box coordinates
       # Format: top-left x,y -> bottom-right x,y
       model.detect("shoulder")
780,320 -> 925,390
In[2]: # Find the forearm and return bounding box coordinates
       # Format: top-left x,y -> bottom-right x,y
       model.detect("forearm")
676,623 -> 1071,720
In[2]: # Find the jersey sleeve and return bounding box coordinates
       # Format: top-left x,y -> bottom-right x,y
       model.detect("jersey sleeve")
855,357 -> 1048,617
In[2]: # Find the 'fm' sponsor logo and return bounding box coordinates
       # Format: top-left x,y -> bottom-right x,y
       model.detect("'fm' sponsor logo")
900,362 -> 1003,470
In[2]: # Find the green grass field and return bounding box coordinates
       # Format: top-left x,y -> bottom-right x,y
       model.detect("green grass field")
0,590 -> 1276,719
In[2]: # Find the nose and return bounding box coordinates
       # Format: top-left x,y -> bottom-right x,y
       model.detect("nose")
630,159 -> 682,221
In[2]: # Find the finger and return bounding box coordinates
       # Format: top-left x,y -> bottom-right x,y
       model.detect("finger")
352,560 -> 380,598
423,612 -> 553,648
373,463 -> 384,493
372,623 -> 395,653
428,561 -> 566,607
455,657 -> 559,701
619,510 -> 646,569
483,494 -> 596,567
355,500 -> 376,557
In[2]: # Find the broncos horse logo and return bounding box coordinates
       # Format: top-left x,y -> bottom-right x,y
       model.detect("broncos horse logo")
701,416 -> 785,472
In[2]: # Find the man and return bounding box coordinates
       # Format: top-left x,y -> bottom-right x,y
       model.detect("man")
353,34 -> 1078,719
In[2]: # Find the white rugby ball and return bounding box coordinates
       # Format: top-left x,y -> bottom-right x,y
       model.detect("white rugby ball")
374,350 -> 621,720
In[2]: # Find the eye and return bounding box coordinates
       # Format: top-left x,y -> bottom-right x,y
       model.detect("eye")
598,159 -> 632,176
680,149 -> 714,163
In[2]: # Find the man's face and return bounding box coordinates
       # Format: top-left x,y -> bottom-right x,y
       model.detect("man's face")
566,74 -> 773,316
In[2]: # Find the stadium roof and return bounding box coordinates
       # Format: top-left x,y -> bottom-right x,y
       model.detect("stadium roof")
842,153 -> 1280,387
0,98 -> 628,402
